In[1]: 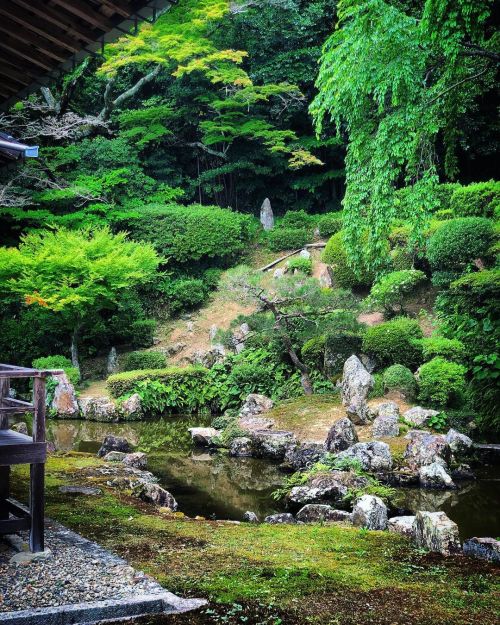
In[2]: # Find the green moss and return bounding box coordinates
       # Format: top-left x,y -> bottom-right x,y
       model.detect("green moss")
10,453 -> 499,623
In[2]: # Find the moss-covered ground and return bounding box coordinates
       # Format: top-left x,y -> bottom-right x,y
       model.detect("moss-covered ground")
10,453 -> 499,625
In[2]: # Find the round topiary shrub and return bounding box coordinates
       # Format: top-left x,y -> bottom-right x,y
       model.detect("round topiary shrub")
279,210 -> 315,230
390,248 -> 413,270
317,213 -> 343,238
426,217 -> 494,271
417,357 -> 467,408
123,351 -> 167,372
383,364 -> 417,399
420,337 -> 466,363
322,231 -> 373,289
267,228 -> 310,252
362,317 -> 423,369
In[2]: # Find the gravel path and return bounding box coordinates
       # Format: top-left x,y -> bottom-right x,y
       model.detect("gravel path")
0,521 -> 165,613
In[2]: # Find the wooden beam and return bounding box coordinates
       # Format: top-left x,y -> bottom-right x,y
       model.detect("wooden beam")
0,2 -> 81,53
0,53 -> 40,80
0,18 -> 68,62
12,0 -> 97,44
0,64 -> 31,86
0,81 -> 19,96
100,0 -> 133,18
51,0 -> 115,31
0,35 -> 57,71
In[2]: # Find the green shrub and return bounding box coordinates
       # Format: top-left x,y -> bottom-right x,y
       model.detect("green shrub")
121,203 -> 255,267
418,357 -> 467,408
388,225 -> 411,249
317,213 -> 343,238
426,217 -> 494,271
279,210 -> 315,230
288,257 -> 313,275
32,355 -> 80,385
367,270 -> 426,315
107,366 -> 212,414
420,337 -> 466,363
434,209 -> 454,221
322,231 -> 374,288
390,248 -> 413,270
130,319 -> 156,348
435,183 -> 462,212
301,335 -> 326,370
267,227 -> 310,251
383,364 -> 417,399
450,181 -> 500,218
160,277 -> 207,314
122,351 -> 167,372
324,332 -> 363,375
362,317 -> 423,369
368,373 -> 385,399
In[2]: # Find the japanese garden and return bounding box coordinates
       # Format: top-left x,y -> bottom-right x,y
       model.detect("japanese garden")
0,1 -> 498,624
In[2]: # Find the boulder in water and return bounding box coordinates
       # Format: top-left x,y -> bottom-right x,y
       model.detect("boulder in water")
324,417 -> 358,453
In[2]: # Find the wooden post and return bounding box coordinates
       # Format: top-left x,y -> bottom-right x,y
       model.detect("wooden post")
30,375 -> 46,552
0,378 -> 9,430
0,466 -> 10,521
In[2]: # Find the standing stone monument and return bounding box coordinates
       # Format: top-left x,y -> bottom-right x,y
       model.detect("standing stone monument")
106,346 -> 119,374
260,198 -> 274,230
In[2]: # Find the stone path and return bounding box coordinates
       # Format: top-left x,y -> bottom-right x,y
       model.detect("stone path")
0,519 -> 205,623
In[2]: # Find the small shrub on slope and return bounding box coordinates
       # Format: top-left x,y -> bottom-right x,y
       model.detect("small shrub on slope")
418,357 -> 467,408
362,317 -> 423,369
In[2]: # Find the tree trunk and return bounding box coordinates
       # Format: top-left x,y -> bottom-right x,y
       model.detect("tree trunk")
70,326 -> 80,373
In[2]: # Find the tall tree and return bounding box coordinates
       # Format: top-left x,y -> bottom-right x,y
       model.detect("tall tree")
311,0 -> 499,271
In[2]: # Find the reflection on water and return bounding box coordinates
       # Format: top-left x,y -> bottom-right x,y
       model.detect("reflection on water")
43,417 -> 500,536
45,417 -> 285,520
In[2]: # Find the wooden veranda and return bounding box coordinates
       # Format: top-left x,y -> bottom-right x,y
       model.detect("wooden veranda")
0,364 -> 58,552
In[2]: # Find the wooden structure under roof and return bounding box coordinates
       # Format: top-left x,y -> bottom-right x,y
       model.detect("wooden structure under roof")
0,0 -> 175,109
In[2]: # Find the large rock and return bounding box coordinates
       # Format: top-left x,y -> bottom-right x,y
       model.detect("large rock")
419,462 -> 455,489
388,516 -> 415,538
229,437 -> 253,457
352,495 -> 388,530
403,406 -> 439,427
51,372 -> 79,418
296,504 -> 351,524
372,414 -> 400,438
188,427 -> 221,446
324,417 -> 358,453
299,249 -> 311,259
11,422 -> 28,435
318,264 -> 334,288
134,482 -> 178,510
97,435 -> 131,458
284,441 -> 324,470
239,394 -> 274,418
341,356 -> 374,424
412,511 -> 461,555
103,451 -> 127,462
80,396 -> 118,422
260,198 -> 274,231
463,537 -> 500,563
250,430 -> 296,461
336,441 -> 393,472
243,511 -> 259,523
445,428 -> 473,455
123,452 -> 148,470
404,430 -> 450,470
264,513 -> 296,524
121,393 -> 143,421
371,401 -> 399,419
288,471 -> 368,506
238,416 -> 275,431
232,323 -> 250,354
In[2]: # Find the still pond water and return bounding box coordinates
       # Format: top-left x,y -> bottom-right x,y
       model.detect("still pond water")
45,417 -> 500,540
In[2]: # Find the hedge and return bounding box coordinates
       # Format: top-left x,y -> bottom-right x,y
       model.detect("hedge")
317,213 -> 343,238
418,357 -> 467,408
383,364 -> 416,399
322,231 -> 374,289
450,181 -> 500,218
362,317 -> 423,369
107,366 -> 211,399
266,227 -> 311,251
420,337 -> 466,363
32,355 -> 80,385
122,351 -> 167,372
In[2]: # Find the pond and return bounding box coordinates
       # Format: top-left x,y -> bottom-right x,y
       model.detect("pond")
43,417 -> 500,539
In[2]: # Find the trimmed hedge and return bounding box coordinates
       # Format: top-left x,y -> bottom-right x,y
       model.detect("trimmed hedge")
418,357 -> 467,408
317,213 -> 343,238
362,317 -> 423,369
130,319 -> 156,348
32,355 -> 80,385
450,181 -> 500,218
107,366 -> 210,399
426,217 -> 494,271
122,351 -> 167,372
322,231 -> 374,289
420,337 -> 466,363
267,227 -> 310,251
279,210 -> 316,229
